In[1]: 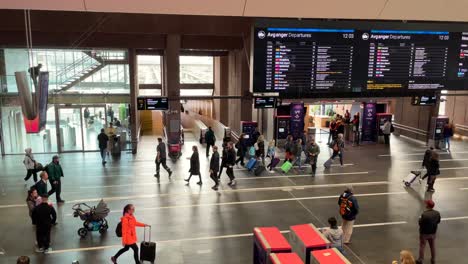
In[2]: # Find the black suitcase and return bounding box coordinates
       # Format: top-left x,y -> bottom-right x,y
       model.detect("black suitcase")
254,165 -> 265,176
140,226 -> 156,263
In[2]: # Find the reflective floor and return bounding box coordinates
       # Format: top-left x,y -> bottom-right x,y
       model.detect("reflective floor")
1,134 -> 468,263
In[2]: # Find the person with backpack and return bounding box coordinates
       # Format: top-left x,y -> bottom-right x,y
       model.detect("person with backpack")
185,146 -> 202,185
46,155 -> 65,204
416,200 -> 441,264
284,135 -> 294,163
338,186 -> 359,244
425,151 -> 440,193
97,129 -> 109,165
204,127 -> 216,158
23,148 -> 38,183
235,134 -> 247,167
210,146 -> 220,191
328,134 -> 345,166
112,204 -> 149,264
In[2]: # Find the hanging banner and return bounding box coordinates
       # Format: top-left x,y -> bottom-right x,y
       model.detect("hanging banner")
289,103 -> 305,140
361,103 -> 377,142
37,72 -> 49,130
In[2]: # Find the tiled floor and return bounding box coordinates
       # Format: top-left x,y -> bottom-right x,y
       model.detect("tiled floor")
0,134 -> 467,263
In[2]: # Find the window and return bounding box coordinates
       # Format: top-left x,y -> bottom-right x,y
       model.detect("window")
180,89 -> 213,96
180,56 -> 213,84
138,55 -> 161,84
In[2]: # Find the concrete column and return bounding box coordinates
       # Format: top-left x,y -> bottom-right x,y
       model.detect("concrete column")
214,56 -> 229,125
128,48 -> 139,154
163,34 -> 181,144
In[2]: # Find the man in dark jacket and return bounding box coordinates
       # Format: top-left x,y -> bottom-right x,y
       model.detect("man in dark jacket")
416,200 -> 441,264
205,127 -> 216,158
155,138 -> 172,179
32,195 -> 57,253
210,146 -> 221,190
338,186 -> 359,244
226,142 -> 237,186
307,138 -> 320,176
46,155 -> 65,203
35,171 -> 49,197
97,129 -> 109,165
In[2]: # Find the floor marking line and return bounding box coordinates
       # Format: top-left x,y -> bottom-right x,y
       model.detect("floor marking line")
63,191 -> 406,216
404,159 -> 468,163
441,216 -> 468,221
379,151 -> 468,157
440,167 -> 468,171
47,221 -> 409,255
1,181 -> 391,209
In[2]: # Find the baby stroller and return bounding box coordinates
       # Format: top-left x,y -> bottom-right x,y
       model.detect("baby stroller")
72,199 -> 110,238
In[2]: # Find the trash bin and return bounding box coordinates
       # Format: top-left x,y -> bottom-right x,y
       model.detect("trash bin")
111,135 -> 121,156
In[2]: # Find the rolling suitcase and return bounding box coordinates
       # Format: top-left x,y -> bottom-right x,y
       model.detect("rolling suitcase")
323,158 -> 333,169
269,158 -> 281,169
246,158 -> 257,171
254,165 -> 265,176
140,226 -> 156,263
403,170 -> 422,187
281,161 -> 293,173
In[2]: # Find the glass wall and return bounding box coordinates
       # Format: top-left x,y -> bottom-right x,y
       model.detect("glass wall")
2,48 -> 129,94
138,55 -> 162,84
180,56 -> 213,84
1,106 -> 57,154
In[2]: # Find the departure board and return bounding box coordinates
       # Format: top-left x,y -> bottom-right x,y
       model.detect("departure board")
256,28 -> 360,94
365,30 -> 449,91
253,20 -> 468,97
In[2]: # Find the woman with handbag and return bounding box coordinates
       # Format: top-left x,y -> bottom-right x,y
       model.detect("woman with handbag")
111,204 -> 149,264
23,148 -> 38,183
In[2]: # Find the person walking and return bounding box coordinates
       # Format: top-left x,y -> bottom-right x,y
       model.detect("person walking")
46,155 -> 65,204
226,142 -> 237,186
292,138 -> 303,171
252,127 -> 261,146
329,134 -> 345,166
235,134 -> 247,167
338,186 -> 359,245
307,138 -> 320,176
26,187 -> 40,225
266,140 -> 277,172
97,129 -> 109,165
425,151 -> 440,193
111,204 -> 149,264
154,138 -> 172,179
210,146 -> 220,190
352,113 -> 360,146
35,171 -> 49,197
205,127 -> 216,158
381,119 -> 392,145
32,195 -> 57,253
23,148 -> 38,183
255,135 -> 266,166
443,123 -> 454,152
284,135 -> 294,163
320,217 -> 344,254
416,200 -> 441,264
328,120 -> 337,144
185,146 -> 202,185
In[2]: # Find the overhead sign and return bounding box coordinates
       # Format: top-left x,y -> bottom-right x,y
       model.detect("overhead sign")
254,97 -> 277,109
137,97 -> 169,110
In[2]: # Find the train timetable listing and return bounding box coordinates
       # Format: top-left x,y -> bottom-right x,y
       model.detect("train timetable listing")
259,27 -> 356,92
457,32 -> 468,79
365,30 -> 450,90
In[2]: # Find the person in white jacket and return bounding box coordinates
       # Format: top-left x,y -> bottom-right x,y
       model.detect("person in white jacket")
381,119 -> 392,145
23,148 -> 37,183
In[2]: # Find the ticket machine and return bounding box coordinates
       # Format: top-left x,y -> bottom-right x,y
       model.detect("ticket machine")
241,121 -> 258,146
275,116 -> 291,148
429,116 -> 449,149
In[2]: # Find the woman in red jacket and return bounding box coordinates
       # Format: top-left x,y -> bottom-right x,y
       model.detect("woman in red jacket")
111,204 -> 149,264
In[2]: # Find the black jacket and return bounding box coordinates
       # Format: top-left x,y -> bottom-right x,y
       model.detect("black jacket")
427,159 -> 440,176
338,192 -> 359,221
419,209 -> 441,234
226,148 -> 236,166
256,141 -> 265,157
189,151 -> 200,174
210,151 -> 220,172
205,130 -> 216,145
422,149 -> 432,168
35,180 -> 48,197
97,132 -> 109,149
32,203 -> 57,226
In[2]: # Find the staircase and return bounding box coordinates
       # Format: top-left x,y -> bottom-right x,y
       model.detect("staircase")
55,51 -> 126,92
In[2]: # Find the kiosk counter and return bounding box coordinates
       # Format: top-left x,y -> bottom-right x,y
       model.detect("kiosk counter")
254,227 -> 292,264
270,253 -> 304,264
289,223 -> 331,263
311,248 -> 351,264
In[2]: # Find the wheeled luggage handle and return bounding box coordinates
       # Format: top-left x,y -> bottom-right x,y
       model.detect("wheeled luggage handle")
143,225 -> 151,242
